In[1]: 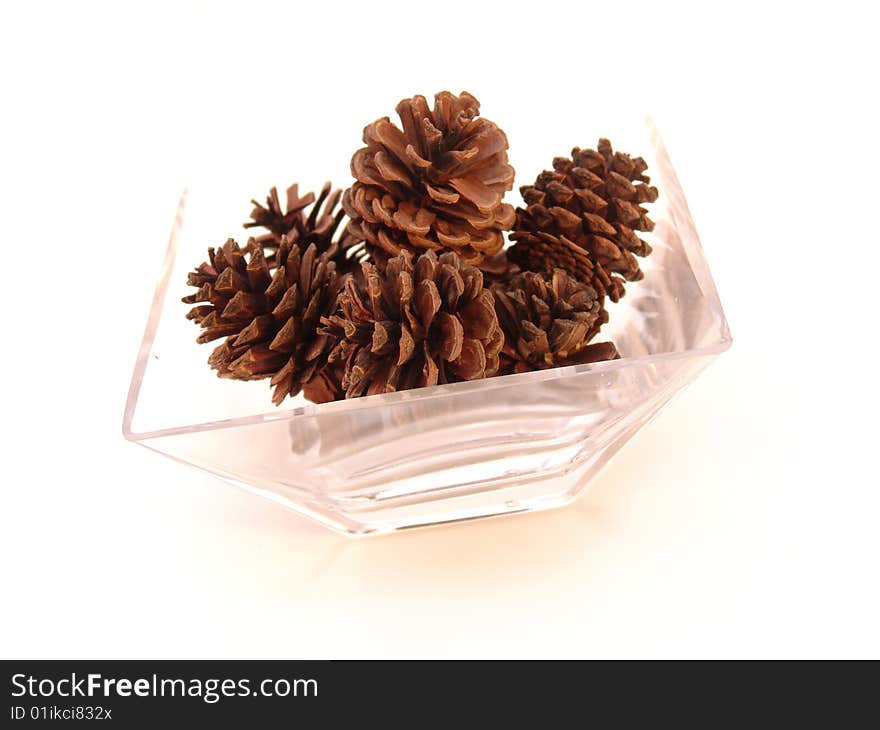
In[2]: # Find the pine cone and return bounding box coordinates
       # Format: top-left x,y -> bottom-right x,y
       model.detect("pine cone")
509,139 -> 658,302
245,182 -> 364,273
342,91 -> 515,267
322,249 -> 503,398
182,237 -> 342,405
492,269 -> 618,374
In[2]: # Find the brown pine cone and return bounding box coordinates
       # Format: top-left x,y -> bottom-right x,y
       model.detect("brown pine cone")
509,139 -> 658,302
182,237 -> 343,405
492,268 -> 618,374
322,249 -> 503,398
342,91 -> 515,267
245,182 -> 364,273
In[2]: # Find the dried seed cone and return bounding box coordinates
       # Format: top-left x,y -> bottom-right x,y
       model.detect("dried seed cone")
323,250 -> 504,398
509,139 -> 658,302
182,237 -> 342,405
492,269 -> 618,374
342,91 -> 515,266
245,182 -> 363,273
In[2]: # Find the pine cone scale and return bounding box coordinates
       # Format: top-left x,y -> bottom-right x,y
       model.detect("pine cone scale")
452,338 -> 486,380
414,278 -> 441,329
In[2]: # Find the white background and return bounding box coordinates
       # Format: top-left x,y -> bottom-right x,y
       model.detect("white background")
1,1 -> 878,658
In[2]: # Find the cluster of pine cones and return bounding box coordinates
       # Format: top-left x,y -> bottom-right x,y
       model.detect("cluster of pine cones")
183,91 -> 658,405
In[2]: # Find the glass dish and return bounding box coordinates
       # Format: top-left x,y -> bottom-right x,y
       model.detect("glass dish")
123,120 -> 731,535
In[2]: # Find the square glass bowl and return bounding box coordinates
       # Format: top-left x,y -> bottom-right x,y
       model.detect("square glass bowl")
123,121 -> 730,535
